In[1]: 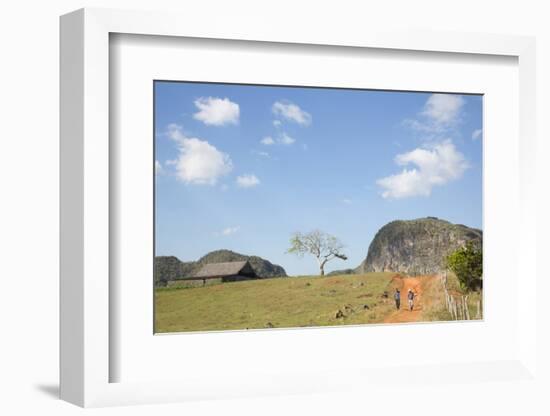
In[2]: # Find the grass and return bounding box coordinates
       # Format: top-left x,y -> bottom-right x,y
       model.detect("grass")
420,276 -> 453,321
421,271 -> 483,322
155,272 -> 398,333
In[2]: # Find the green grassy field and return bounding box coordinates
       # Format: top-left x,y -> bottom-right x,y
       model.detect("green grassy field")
155,272 -> 399,333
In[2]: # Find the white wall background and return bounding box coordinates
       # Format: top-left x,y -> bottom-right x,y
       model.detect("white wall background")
0,1 -> 548,415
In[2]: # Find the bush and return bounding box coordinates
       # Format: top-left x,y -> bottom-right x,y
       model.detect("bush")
446,242 -> 482,292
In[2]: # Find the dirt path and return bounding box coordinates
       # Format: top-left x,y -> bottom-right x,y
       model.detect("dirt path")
384,276 -> 426,324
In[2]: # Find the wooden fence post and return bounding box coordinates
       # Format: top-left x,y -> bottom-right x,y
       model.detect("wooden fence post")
453,298 -> 458,320
476,297 -> 482,319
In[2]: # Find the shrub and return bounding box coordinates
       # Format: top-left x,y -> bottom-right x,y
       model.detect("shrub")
446,242 -> 482,292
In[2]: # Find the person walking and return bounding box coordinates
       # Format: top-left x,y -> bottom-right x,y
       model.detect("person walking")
407,289 -> 415,311
394,289 -> 401,310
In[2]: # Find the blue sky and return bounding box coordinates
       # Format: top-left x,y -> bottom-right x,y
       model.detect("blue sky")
155,82 -> 482,276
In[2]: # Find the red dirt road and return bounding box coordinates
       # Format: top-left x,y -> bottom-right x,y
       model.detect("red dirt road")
384,276 -> 433,323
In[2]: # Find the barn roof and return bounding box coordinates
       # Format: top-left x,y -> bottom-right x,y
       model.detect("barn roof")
190,260 -> 252,279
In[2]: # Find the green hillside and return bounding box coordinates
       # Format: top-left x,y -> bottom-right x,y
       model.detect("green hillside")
155,272 -> 398,333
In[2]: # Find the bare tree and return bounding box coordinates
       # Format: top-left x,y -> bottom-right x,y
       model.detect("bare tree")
287,230 -> 348,276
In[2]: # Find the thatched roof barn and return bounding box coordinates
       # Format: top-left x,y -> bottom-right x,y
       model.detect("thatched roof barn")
166,260 -> 259,288
191,260 -> 257,280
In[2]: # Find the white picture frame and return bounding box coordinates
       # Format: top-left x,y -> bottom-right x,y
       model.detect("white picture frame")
60,8 -> 538,408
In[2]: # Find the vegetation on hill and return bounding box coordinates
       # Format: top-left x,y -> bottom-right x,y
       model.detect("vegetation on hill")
446,242 -> 483,291
154,256 -> 195,287
326,268 -> 358,276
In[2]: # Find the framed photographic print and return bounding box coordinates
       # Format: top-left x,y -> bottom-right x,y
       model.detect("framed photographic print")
153,81 -> 484,334
60,8 -> 538,408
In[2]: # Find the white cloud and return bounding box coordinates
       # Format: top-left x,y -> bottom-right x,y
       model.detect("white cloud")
272,101 -> 312,126
155,160 -> 163,175
279,132 -> 295,145
377,140 -> 469,199
402,118 -> 436,133
472,129 -> 482,140
167,124 -> 233,185
251,150 -> 270,159
422,94 -> 465,125
167,123 -> 187,142
261,133 -> 295,146
221,226 -> 240,236
251,150 -> 270,158
404,94 -> 466,134
261,136 -> 275,145
193,97 -> 240,126
342,199 -> 352,205
273,120 -> 282,127
236,174 -> 260,188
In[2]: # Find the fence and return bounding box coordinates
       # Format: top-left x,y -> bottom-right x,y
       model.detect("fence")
440,272 -> 482,321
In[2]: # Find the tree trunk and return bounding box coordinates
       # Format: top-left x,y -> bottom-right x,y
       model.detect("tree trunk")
318,257 -> 327,276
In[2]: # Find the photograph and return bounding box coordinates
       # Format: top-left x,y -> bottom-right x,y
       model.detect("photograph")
154,81 -> 483,333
